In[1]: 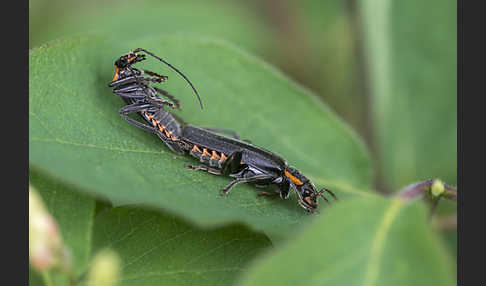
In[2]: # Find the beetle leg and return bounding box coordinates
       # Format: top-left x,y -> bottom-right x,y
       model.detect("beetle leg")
220,174 -> 274,196
184,164 -> 222,175
115,86 -> 176,110
143,69 -> 168,81
109,75 -> 142,87
145,94 -> 175,109
109,74 -> 165,89
257,191 -> 280,198
119,103 -> 158,132
275,177 -> 291,199
254,184 -> 270,188
153,86 -> 181,109
289,181 -> 318,213
113,83 -> 144,93
120,103 -> 185,154
134,76 -> 166,84
114,90 -> 150,100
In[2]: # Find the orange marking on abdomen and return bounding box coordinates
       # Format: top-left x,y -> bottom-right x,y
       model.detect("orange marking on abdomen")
211,151 -> 220,160
202,148 -> 211,157
219,153 -> 227,163
191,145 -> 202,153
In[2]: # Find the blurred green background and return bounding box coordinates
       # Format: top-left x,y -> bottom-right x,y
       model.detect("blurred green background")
30,0 -> 456,192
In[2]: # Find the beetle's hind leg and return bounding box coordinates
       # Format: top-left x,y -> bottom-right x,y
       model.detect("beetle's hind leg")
184,164 -> 222,175
257,190 -> 280,198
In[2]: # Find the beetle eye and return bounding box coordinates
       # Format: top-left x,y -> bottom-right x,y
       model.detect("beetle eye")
304,196 -> 317,207
115,57 -> 128,68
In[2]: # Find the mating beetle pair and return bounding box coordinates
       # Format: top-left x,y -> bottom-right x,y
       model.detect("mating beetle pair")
109,48 -> 336,213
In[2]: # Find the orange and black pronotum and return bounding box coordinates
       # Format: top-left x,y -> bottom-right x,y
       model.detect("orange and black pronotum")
109,48 -> 336,213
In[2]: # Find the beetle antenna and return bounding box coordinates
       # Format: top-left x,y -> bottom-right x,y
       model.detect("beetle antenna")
318,188 -> 337,201
312,190 -> 329,203
133,48 -> 203,109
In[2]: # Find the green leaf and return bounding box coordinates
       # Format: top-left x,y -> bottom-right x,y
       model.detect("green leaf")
29,34 -> 372,239
360,0 -> 456,189
237,196 -> 455,286
87,206 -> 272,286
29,167 -> 96,277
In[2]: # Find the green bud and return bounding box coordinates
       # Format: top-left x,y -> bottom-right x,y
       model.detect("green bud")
87,249 -> 121,286
431,179 -> 445,197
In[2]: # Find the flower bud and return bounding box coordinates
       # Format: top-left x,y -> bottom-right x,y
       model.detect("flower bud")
87,249 -> 121,286
29,185 -> 71,272
431,179 -> 445,197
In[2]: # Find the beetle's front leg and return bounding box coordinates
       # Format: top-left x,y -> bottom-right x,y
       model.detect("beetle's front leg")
144,69 -> 168,82
288,181 -> 318,213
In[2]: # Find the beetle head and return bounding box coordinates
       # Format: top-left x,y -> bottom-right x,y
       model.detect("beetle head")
284,167 -> 336,212
114,51 -> 146,69
112,51 -> 146,82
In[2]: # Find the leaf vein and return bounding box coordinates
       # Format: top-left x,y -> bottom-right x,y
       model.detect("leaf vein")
362,198 -> 404,286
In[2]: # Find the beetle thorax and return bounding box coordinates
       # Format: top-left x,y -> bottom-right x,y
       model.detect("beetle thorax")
284,166 -> 308,186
